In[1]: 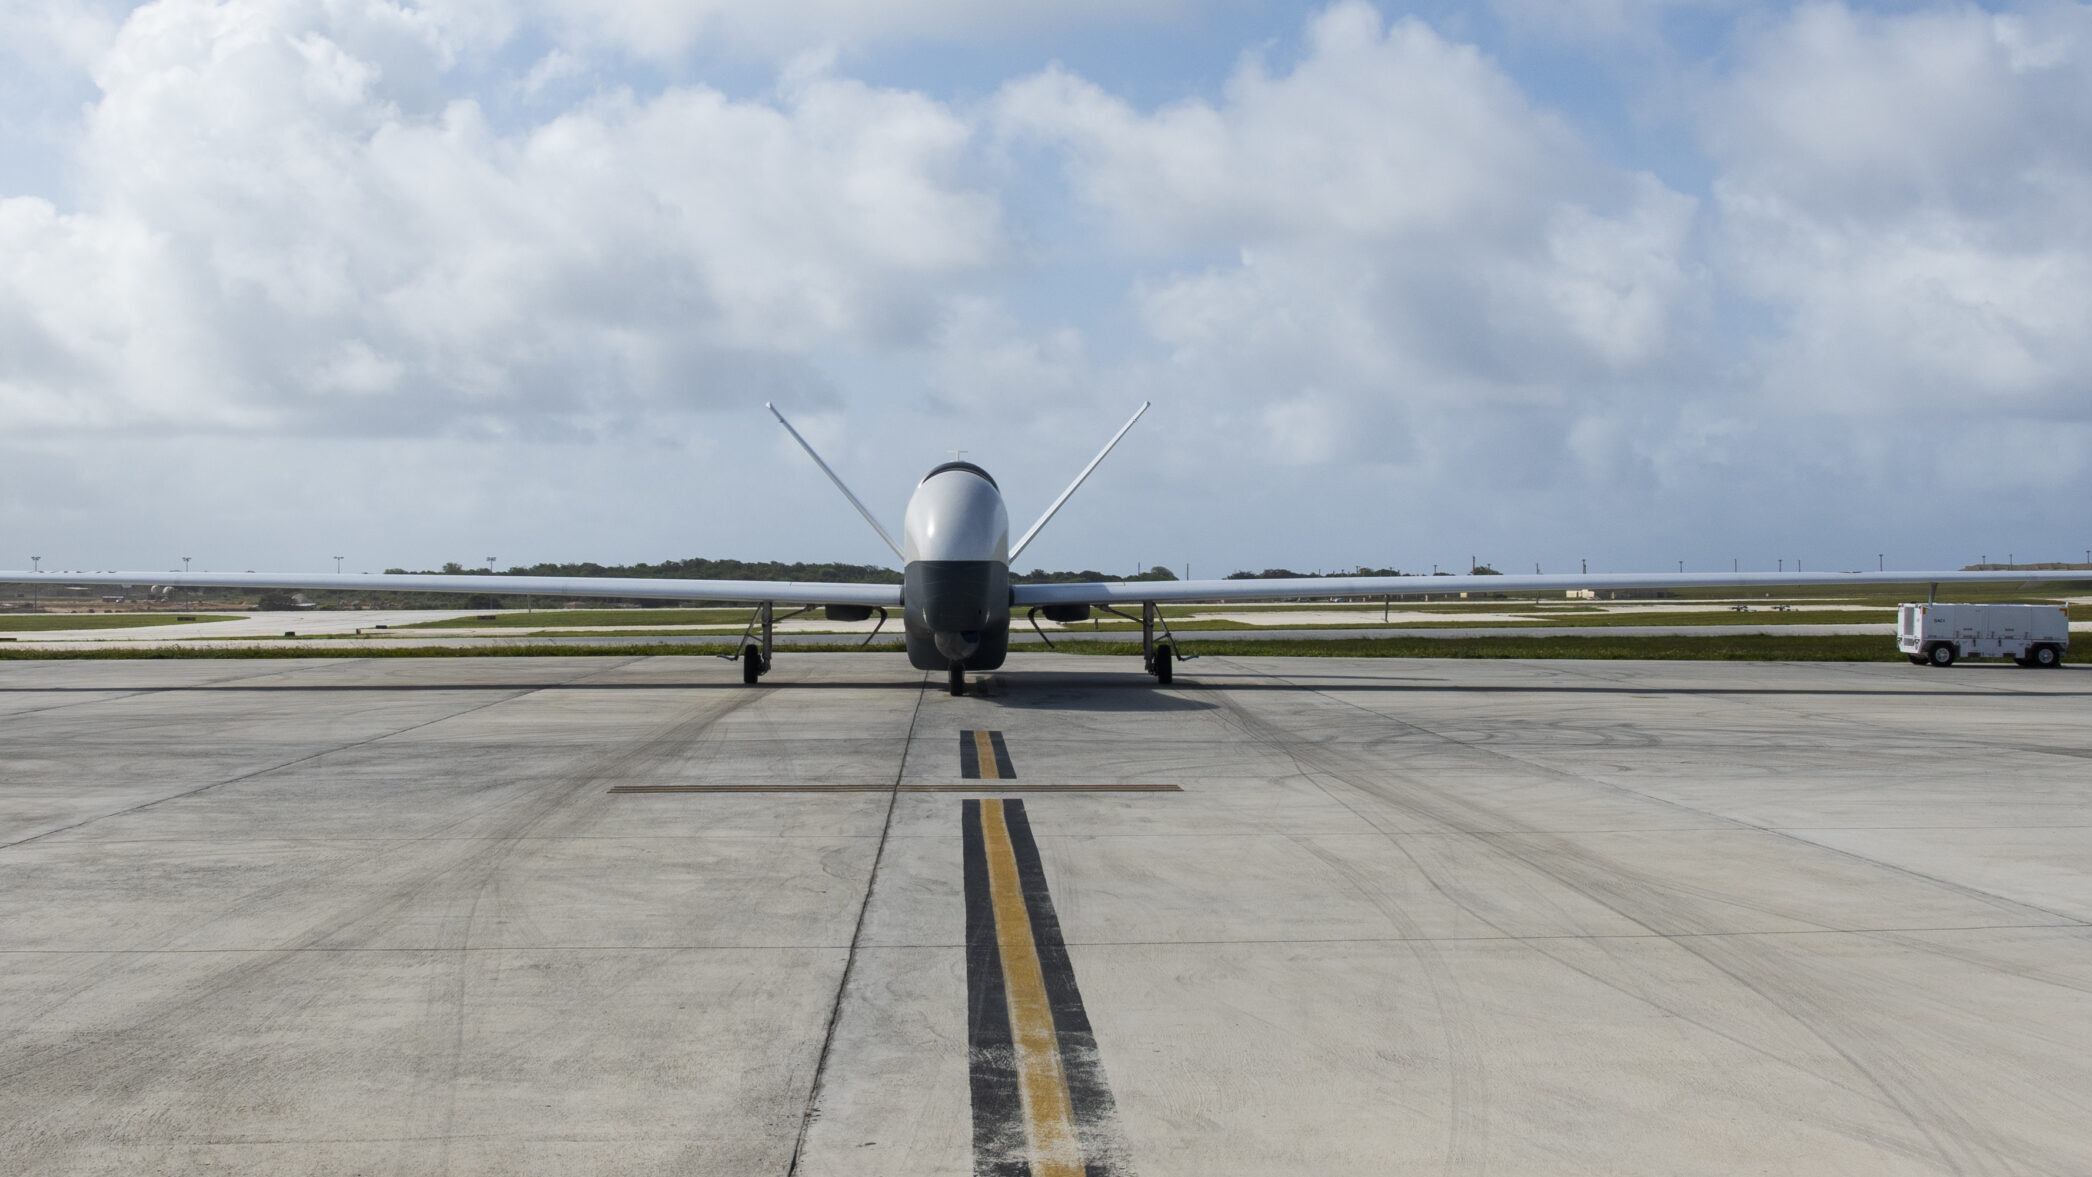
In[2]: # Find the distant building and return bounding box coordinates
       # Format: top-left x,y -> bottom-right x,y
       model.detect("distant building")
1565,589 -> 1597,599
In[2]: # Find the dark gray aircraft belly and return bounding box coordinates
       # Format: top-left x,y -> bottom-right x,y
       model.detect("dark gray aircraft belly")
904,560 -> 1011,670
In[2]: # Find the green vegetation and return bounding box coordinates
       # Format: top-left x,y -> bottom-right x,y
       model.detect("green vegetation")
1223,566 -> 1406,580
1074,608 -> 1896,631
0,641 -> 909,660
0,614 -> 238,632
1018,565 -> 1179,583
1048,635 -> 2092,662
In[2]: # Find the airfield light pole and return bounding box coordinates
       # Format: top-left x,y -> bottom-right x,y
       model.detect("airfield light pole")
182,557 -> 191,572
486,557 -> 497,572
31,556 -> 40,573
334,556 -> 343,574
1878,554 -> 1883,572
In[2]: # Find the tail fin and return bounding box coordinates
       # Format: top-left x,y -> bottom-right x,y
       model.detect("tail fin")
767,403 -> 905,562
1008,402 -> 1149,562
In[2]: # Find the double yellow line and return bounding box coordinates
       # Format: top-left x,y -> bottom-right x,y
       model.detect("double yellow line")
978,798 -> 1083,1176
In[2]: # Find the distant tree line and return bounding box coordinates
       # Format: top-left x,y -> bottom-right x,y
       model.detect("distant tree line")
1015,566 -> 1179,583
1225,566 -> 1407,579
392,557 -> 906,584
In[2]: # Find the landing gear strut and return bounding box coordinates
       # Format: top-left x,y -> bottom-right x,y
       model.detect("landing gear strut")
721,601 -> 812,685
949,661 -> 966,697
1099,600 -> 1193,684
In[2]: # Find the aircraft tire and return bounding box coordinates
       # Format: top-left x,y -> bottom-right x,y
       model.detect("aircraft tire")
949,662 -> 966,696
1154,643 -> 1174,685
743,650 -> 762,684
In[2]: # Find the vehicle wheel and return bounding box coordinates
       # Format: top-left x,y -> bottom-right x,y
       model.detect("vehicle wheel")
2013,656 -> 2031,668
1927,643 -> 1956,667
742,649 -> 763,684
1154,643 -> 1174,684
2032,643 -> 2061,668
949,662 -> 966,697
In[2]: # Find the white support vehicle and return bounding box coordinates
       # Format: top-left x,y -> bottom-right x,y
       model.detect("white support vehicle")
1898,603 -> 2069,668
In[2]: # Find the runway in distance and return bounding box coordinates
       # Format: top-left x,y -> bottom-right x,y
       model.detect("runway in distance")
3,403 -> 2085,695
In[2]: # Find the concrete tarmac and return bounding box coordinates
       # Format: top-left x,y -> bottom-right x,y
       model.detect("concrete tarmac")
4,653 -> 2091,1175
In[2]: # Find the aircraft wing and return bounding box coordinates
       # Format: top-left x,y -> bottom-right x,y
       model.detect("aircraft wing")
1011,568 -> 2092,607
0,570 -> 902,608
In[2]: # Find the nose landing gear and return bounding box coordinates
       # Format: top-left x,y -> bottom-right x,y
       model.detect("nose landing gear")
949,662 -> 967,697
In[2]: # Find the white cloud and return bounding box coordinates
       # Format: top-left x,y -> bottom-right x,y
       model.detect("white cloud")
998,1 -> 1701,469
1706,1 -> 2092,417
0,0 -> 1005,440
475,0 -> 1192,62
1001,3 -> 1583,247
3,0 -> 2088,577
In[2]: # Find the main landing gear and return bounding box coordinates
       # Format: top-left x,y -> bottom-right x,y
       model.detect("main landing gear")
725,602 -> 889,685
1138,600 -> 1191,684
724,601 -> 776,684
1094,600 -> 1191,684
722,601 -> 810,685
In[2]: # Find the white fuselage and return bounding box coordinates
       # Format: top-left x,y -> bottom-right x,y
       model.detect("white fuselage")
903,465 -> 1009,564
900,463 -> 1013,669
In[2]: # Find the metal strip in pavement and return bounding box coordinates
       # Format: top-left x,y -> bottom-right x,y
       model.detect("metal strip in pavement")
607,784 -> 1178,793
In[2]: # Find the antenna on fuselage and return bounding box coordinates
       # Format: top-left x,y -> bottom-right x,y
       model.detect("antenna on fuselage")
1008,401 -> 1150,562
767,403 -> 905,562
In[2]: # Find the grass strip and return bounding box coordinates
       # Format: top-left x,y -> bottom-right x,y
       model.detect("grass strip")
0,642 -> 906,660
1077,609 -> 1896,631
1048,634 -> 2091,662
0,614 -> 240,632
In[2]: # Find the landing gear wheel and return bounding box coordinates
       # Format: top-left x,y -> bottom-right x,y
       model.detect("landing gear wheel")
2033,643 -> 2061,668
742,650 -> 763,684
1153,643 -> 1174,685
949,662 -> 966,697
1927,643 -> 1956,668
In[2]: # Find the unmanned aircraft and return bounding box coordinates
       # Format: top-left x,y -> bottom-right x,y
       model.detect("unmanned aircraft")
3,404 -> 2081,695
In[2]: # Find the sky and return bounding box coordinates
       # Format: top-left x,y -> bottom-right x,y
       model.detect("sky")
2,0 -> 2088,578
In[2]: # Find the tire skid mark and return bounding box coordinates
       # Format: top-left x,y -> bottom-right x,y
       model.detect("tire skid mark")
0,659 -> 778,1168
1291,835 -> 1491,1176
1197,659 -> 2051,1177
0,659 -> 562,854
0,659 -> 359,724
